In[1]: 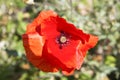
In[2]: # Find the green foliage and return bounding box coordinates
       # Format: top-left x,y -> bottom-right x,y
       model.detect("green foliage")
0,0 -> 120,80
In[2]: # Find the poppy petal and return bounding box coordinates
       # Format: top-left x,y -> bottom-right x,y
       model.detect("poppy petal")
37,10 -> 57,24
26,10 -> 57,34
22,32 -> 59,72
41,17 -> 60,39
62,68 -> 75,76
36,57 -> 59,72
22,32 -> 45,57
57,17 -> 90,43
79,35 -> 98,57
47,37 -> 80,69
40,41 -> 75,73
76,35 -> 98,69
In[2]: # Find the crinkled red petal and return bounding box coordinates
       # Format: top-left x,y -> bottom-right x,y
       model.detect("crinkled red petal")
22,32 -> 45,57
62,68 -> 75,76
47,37 -> 80,69
76,35 -> 98,69
56,17 -> 90,43
29,41 -> 76,73
43,41 -> 77,74
79,35 -> 98,56
26,10 -> 57,34
22,32 -> 59,72
41,17 -> 59,39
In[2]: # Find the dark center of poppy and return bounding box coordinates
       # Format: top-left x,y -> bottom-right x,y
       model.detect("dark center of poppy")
56,32 -> 69,49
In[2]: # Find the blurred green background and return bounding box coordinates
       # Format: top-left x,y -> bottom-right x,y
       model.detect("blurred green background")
0,0 -> 120,80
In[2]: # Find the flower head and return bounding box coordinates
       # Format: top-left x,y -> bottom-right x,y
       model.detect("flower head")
22,10 -> 98,75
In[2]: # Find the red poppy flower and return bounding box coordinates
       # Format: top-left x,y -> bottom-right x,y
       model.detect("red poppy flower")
22,10 -> 98,75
